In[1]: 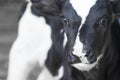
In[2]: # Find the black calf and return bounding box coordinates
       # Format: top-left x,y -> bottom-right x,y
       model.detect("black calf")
77,0 -> 120,80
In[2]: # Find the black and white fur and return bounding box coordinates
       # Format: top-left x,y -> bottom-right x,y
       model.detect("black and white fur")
7,1 -> 55,80
7,0 -> 82,80
68,0 -> 120,71
69,0 -> 120,80
69,0 -> 100,71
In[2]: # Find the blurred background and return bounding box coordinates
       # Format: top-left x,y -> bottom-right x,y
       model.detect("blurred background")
0,0 -> 40,80
0,0 -> 23,79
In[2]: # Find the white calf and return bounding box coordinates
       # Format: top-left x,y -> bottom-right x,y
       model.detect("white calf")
7,2 -> 63,80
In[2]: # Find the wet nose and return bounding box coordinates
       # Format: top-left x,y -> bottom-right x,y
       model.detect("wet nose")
85,51 -> 97,64
82,45 -> 97,64
87,55 -> 97,64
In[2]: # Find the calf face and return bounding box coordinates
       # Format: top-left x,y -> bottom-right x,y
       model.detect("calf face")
69,0 -> 99,65
79,0 -> 113,64
70,0 -> 114,71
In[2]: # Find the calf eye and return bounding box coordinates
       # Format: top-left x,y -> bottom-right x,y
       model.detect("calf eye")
60,15 -> 68,26
98,16 -> 108,30
99,17 -> 107,26
63,18 -> 68,24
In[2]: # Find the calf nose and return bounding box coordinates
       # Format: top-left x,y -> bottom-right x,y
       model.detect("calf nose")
86,51 -> 97,64
80,39 -> 88,45
68,53 -> 81,64
82,45 -> 97,64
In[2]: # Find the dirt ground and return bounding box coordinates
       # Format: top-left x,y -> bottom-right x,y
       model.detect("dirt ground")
0,3 -> 40,80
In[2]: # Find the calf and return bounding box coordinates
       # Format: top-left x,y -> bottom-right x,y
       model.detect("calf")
69,0 -> 120,80
7,0 -> 81,80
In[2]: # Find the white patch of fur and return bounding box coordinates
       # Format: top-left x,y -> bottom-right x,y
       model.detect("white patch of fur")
60,29 -> 67,47
72,35 -> 89,64
60,29 -> 64,34
37,66 -> 64,80
72,54 -> 103,71
57,66 -> 64,79
72,35 -> 90,64
7,2 -> 52,80
70,0 -> 97,25
70,0 -> 97,64
63,33 -> 68,47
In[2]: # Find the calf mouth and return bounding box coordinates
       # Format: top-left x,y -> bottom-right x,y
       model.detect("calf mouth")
69,49 -> 98,64
69,48 -> 103,71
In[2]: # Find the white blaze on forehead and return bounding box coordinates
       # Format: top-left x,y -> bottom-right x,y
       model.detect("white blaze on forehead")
70,0 -> 97,25
70,0 -> 97,64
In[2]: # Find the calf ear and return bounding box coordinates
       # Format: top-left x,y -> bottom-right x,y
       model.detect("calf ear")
39,0 -> 69,15
55,0 -> 69,9
36,0 -> 60,15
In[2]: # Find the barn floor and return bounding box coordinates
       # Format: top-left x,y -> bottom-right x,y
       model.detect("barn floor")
0,3 -> 40,80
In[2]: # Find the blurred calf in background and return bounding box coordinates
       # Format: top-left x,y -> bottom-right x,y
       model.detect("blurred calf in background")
7,0 -> 81,80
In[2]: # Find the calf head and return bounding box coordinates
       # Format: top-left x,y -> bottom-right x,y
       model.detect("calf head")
80,0 -> 113,64
30,0 -> 81,47
72,0 -> 114,66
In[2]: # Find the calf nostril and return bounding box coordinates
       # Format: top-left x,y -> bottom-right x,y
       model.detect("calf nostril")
87,52 -> 97,64
85,50 -> 90,57
80,39 -> 88,45
68,53 -> 81,64
80,39 -> 84,43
